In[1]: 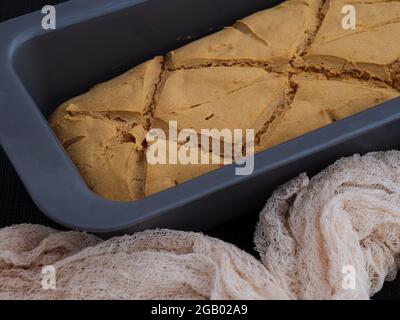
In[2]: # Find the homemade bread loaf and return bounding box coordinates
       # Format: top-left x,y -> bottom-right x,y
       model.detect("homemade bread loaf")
49,0 -> 400,201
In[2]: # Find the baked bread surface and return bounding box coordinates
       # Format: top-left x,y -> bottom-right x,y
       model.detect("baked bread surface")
49,0 -> 400,201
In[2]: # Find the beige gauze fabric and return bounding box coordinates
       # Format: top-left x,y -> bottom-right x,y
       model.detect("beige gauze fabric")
1,151 -> 400,300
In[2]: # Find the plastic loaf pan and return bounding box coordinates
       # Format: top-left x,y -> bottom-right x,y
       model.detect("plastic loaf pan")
1,0 -> 400,235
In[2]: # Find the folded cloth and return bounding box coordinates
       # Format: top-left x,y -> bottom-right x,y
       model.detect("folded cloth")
1,151 -> 400,300
0,226 -> 288,300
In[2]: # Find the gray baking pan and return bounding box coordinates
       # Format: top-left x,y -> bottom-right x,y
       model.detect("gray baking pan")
0,0 -> 400,235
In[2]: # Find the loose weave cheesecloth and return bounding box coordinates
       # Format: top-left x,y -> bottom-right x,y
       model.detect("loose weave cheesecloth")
1,151 -> 400,300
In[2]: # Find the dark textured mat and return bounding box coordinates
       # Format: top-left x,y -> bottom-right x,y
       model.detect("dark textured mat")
0,0 -> 398,300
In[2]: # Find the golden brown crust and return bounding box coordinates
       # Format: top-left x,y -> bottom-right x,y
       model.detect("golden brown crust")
167,0 -> 322,71
302,0 -> 400,87
256,72 -> 399,151
49,57 -> 163,201
153,67 -> 289,142
145,139 -> 223,197
49,0 -> 400,201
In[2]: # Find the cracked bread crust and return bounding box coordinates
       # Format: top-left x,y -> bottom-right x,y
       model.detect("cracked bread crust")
49,57 -> 163,201
167,0 -> 322,72
50,57 -> 164,127
302,0 -> 400,88
256,72 -> 399,151
51,115 -> 147,201
152,67 -> 290,148
145,139 -> 223,196
50,0 -> 400,202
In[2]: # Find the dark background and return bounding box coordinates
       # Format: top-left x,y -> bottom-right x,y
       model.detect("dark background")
0,0 -> 398,300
